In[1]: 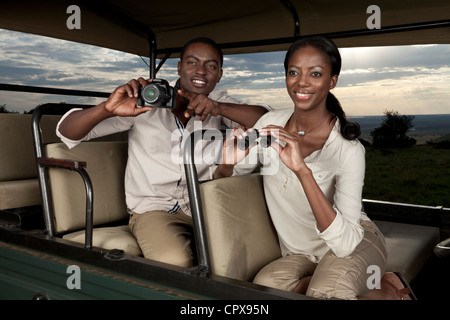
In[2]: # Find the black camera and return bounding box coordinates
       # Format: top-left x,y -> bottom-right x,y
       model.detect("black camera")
137,79 -> 175,108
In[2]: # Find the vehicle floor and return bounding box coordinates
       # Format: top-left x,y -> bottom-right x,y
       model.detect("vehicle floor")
410,255 -> 450,301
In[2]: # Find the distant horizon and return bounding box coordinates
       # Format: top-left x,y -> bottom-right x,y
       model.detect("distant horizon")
1,99 -> 449,118
351,113 -> 450,141
349,113 -> 450,117
1,93 -> 450,117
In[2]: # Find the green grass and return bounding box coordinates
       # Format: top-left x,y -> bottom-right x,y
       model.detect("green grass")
363,145 -> 450,208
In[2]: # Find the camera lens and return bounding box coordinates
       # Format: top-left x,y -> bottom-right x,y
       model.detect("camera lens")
142,84 -> 162,104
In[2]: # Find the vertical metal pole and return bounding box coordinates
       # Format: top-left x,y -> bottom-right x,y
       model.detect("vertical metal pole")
77,169 -> 94,250
183,130 -> 212,273
148,32 -> 157,79
32,104 -> 55,236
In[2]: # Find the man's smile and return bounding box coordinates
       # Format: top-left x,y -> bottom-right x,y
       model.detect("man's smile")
192,78 -> 207,87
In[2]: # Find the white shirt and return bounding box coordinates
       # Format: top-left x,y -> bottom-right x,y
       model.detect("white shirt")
56,88 -> 246,216
233,108 -> 369,262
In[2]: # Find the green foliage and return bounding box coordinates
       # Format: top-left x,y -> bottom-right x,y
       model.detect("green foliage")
370,110 -> 416,148
0,104 -> 20,114
0,104 -> 17,113
426,135 -> 450,149
363,145 -> 450,207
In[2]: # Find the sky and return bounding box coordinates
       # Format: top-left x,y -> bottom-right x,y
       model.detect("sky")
0,28 -> 449,116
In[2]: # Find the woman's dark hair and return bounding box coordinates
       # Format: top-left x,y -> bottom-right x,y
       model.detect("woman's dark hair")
284,36 -> 360,140
180,37 -> 224,68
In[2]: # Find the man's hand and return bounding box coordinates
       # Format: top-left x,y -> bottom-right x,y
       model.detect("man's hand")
104,78 -> 153,116
177,90 -> 221,121
221,126 -> 258,165
58,78 -> 153,140
213,126 -> 257,179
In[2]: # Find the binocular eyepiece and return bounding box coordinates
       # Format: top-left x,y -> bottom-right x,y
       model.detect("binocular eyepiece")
237,129 -> 272,150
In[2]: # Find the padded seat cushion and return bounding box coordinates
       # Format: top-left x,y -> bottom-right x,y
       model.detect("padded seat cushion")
63,225 -> 142,256
0,179 -> 41,210
0,114 -> 60,210
0,114 -> 60,181
373,220 -> 440,283
199,173 -> 440,285
200,173 -> 281,282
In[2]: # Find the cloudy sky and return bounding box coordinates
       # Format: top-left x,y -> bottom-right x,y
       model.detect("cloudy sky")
1,28 -> 449,116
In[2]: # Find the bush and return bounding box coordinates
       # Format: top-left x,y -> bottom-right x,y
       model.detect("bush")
0,104 -> 18,114
371,110 -> 416,148
434,140 -> 450,149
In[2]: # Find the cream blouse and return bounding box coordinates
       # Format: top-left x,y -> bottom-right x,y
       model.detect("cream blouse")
233,108 -> 370,262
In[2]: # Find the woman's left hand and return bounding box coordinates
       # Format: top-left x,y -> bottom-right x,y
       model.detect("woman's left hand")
259,125 -> 308,174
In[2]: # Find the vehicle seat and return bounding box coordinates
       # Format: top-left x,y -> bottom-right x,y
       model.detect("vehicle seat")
44,141 -> 142,256
199,173 -> 440,284
373,220 -> 439,283
0,114 -> 61,211
200,173 -> 281,282
32,104 -> 141,256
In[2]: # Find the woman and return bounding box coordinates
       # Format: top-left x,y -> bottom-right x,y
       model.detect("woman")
214,36 -> 414,300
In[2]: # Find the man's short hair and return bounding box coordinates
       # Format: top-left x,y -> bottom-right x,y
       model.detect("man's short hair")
180,37 -> 223,68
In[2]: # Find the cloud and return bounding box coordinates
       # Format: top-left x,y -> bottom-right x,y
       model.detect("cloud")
0,29 -> 449,116
339,65 -> 450,88
340,45 -> 450,70
0,29 -> 147,83
0,29 -> 152,111
217,46 -> 450,113
334,66 -> 450,116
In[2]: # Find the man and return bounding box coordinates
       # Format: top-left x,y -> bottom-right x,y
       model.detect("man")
57,37 -> 269,268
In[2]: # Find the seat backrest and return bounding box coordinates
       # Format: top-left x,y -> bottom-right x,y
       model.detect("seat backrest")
0,114 -> 60,182
0,114 -> 61,210
45,141 -> 128,234
200,173 -> 281,282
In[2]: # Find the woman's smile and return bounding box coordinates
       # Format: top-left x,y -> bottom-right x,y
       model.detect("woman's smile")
294,91 -> 314,101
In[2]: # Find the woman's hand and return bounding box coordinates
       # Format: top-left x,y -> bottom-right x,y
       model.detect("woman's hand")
259,125 -> 308,174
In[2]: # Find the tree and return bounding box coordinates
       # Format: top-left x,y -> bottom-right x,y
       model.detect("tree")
0,104 -> 19,113
370,110 -> 416,148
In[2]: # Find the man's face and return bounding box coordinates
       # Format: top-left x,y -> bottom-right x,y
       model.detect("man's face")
177,42 -> 223,95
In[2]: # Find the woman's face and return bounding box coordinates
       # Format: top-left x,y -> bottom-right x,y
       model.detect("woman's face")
285,45 -> 338,112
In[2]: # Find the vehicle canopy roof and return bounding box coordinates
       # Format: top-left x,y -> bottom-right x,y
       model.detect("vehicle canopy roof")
1,0 -> 449,60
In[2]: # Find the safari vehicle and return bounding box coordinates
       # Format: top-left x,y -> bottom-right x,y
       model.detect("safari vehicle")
0,0 -> 449,304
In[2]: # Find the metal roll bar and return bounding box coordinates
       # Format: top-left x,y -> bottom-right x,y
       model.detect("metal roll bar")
183,129 -> 226,274
32,103 -> 95,249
